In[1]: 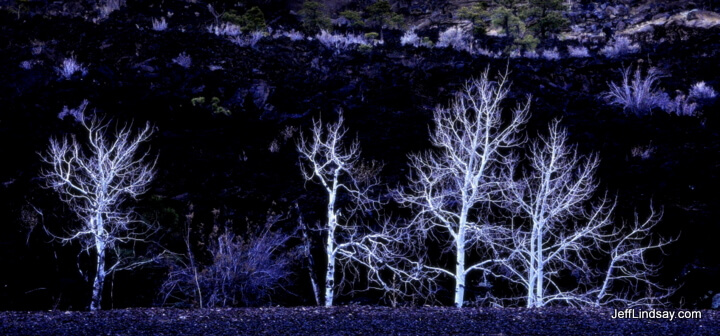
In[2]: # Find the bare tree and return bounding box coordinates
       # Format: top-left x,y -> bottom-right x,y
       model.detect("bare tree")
297,113 -> 385,306
397,68 -> 530,307
500,121 -> 674,308
41,115 -> 156,311
593,207 -> 676,308
500,120 -> 613,307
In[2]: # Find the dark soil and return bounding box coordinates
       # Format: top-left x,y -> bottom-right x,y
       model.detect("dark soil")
1,306 -> 718,335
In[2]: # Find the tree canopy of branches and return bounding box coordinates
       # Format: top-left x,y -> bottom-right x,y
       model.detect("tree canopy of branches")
41,114 -> 156,311
398,68 -> 530,307
499,121 -> 675,307
398,68 -> 674,308
297,113 -> 433,306
297,113 -> 382,306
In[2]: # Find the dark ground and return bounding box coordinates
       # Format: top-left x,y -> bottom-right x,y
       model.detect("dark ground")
1,306 -> 718,335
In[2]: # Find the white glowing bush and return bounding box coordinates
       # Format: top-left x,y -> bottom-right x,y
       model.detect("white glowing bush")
98,0 -> 125,18
152,17 -> 168,31
541,48 -> 561,60
524,50 -> 539,59
230,31 -> 265,47
207,23 -> 242,37
600,36 -> 640,57
604,66 -> 668,115
689,81 -> 717,100
400,30 -> 431,48
567,45 -> 590,58
315,30 -> 369,53
172,52 -> 192,68
282,30 -> 305,41
57,56 -> 87,80
435,26 -> 472,52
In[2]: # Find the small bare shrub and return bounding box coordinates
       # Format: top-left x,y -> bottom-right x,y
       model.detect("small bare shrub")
207,23 -> 242,37
269,139 -> 280,153
689,81 -> 717,100
152,17 -> 168,31
315,30 -> 369,53
160,211 -> 296,307
98,0 -> 126,19
603,66 -> 668,115
282,30 -> 305,41
435,26 -> 472,52
631,143 -> 655,159
400,30 -> 431,48
600,36 -> 640,57
58,99 -> 90,123
230,31 -> 264,48
281,125 -> 297,141
567,45 -> 589,58
541,47 -> 560,60
523,50 -> 539,59
172,52 -> 192,68
666,94 -> 697,116
56,56 -> 87,80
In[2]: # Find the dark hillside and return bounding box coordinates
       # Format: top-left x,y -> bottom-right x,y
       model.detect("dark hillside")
1,0 -> 720,313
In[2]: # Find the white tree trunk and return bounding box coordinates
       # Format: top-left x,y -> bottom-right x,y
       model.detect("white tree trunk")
535,230 -> 544,307
324,228 -> 335,307
527,265 -> 536,307
324,181 -> 338,307
454,235 -> 466,307
90,236 -> 106,311
454,208 -> 468,308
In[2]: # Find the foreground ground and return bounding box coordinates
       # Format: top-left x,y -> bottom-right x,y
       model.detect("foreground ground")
1,306 -> 718,335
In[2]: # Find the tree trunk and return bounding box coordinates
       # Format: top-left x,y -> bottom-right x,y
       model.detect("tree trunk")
535,230 -> 544,307
527,224 -> 538,308
527,267 -> 536,308
324,181 -> 338,307
90,240 -> 106,311
324,223 -> 335,307
454,241 -> 466,307
298,209 -> 321,306
454,217 -> 467,307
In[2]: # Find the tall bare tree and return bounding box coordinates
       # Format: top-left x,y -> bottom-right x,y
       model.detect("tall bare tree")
500,120 -> 613,307
41,114 -> 156,311
297,113 -> 381,306
397,68 -> 530,307
297,113 -> 433,306
500,121 -> 674,307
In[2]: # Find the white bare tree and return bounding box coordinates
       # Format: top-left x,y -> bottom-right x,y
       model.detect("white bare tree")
297,113 -> 381,306
593,207 -> 676,308
500,120 -> 614,307
397,68 -> 530,307
500,121 -> 674,308
41,114 -> 156,311
297,113 -> 434,306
